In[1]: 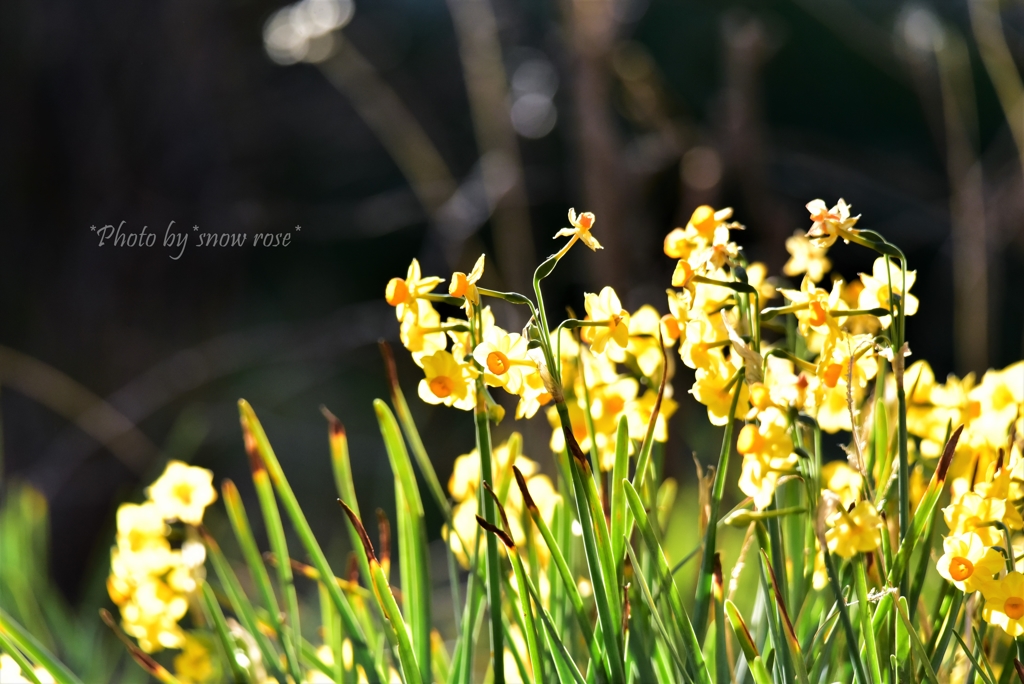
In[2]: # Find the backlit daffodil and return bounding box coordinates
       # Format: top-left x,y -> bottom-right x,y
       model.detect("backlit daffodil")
825,500 -> 882,558
581,287 -> 630,354
821,461 -> 863,508
805,198 -> 860,247
450,254 -> 486,306
553,208 -> 602,258
418,349 -> 475,410
691,355 -> 750,426
982,572 -> 1024,637
783,231 -> 832,283
736,408 -> 797,509
858,257 -> 918,328
385,258 -> 443,320
472,326 -> 534,394
936,531 -> 1003,593
147,461 -> 217,526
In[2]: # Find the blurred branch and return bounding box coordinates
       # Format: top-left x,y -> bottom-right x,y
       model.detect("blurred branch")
968,0 -> 1024,185
318,35 -> 458,216
786,0 -> 908,85
445,0 -> 536,292
0,345 -> 158,475
934,25 -> 990,375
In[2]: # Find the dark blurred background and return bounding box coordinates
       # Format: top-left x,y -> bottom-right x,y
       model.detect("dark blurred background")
1,0 -> 1023,609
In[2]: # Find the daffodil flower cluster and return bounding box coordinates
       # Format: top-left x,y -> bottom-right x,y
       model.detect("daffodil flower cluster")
106,461 -> 216,653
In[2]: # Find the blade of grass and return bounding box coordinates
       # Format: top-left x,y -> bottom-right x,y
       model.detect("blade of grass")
693,369 -> 744,642
0,628 -> 44,684
623,481 -> 712,684
953,630 -> 995,684
247,437 -> 303,683
375,399 -> 432,684
610,415 -> 629,576
853,557 -> 882,684
473,388 -> 506,684
239,400 -> 383,684
565,444 -> 626,684
199,527 -> 287,683
481,483 -> 545,683
0,608 -> 82,684
724,600 -> 772,684
895,596 -> 939,684
340,501 -> 423,684
522,576 -> 587,684
625,543 -> 688,679
200,581 -> 251,683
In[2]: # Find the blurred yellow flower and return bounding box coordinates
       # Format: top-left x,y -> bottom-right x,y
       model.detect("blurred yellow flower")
736,408 -> 797,509
825,500 -> 882,558
581,287 -> 630,354
783,231 -> 831,283
821,461 -> 863,508
805,198 -> 859,248
982,572 -> 1024,636
174,634 -> 216,684
691,356 -> 749,427
857,257 -> 918,328
553,208 -> 602,255
147,461 -> 217,526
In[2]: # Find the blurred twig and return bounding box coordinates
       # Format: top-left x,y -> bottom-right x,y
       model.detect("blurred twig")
445,0 -> 536,292
934,23 -> 990,375
969,0 -> 1024,184
318,36 -> 458,216
0,345 -> 158,475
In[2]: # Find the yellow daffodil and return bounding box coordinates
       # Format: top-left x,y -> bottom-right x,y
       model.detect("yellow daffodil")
449,254 -> 486,306
385,258 -> 444,320
968,362 -> 1024,449
418,349 -> 475,410
515,369 -> 552,420
737,408 -> 797,509
805,198 -> 859,247
581,287 -> 630,354
982,572 -> 1024,636
825,500 -> 882,558
553,208 -> 602,257
821,461 -> 863,508
783,231 -> 831,283
691,356 -> 750,427
147,461 -> 217,526
936,531 -> 1003,593
745,262 -> 777,302
472,326 -> 533,394
607,304 -> 673,377
400,299 -> 447,359
857,257 -> 918,328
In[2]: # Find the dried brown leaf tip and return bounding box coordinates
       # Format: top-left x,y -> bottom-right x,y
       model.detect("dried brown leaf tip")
379,339 -> 400,392
339,499 -> 377,562
475,515 -> 514,549
513,465 -> 538,512
320,405 -> 346,439
936,424 -> 964,483
482,481 -> 513,537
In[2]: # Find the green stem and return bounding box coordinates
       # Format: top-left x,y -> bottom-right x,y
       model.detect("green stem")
474,390 -> 505,684
693,368 -> 744,643
855,558 -> 883,684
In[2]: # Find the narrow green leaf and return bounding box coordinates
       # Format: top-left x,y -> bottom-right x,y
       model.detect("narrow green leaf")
895,596 -> 939,684
375,399 -> 432,684
625,543 -> 689,679
952,630 -> 995,684
624,481 -> 712,684
200,582 -> 251,683
693,369 -> 744,642
0,628 -> 45,684
200,528 -> 286,683
239,400 -> 383,684
339,502 -> 422,684
610,415 -> 630,575
0,608 -> 82,684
